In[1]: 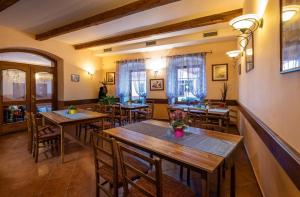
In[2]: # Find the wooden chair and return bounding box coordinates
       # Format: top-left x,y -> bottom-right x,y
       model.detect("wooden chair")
117,142 -> 195,197
134,100 -> 155,122
31,112 -> 61,163
92,133 -> 149,197
112,104 -> 128,126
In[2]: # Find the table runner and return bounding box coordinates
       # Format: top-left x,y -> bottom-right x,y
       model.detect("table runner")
53,110 -> 93,120
123,122 -> 235,157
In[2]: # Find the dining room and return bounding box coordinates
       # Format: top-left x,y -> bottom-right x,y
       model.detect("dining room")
0,0 -> 299,197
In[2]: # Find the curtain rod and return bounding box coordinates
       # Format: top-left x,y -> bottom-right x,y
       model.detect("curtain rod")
164,51 -> 212,58
114,51 -> 212,63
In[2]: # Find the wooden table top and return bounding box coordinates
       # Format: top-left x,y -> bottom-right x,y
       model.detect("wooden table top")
40,109 -> 108,126
169,104 -> 229,115
120,103 -> 149,110
104,119 -> 243,173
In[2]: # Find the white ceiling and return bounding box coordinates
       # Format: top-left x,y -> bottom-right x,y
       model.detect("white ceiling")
0,0 -> 243,45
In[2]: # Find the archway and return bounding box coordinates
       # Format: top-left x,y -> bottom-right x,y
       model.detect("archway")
0,47 -> 63,133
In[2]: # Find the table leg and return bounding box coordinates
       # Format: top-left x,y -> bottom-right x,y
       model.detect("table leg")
219,118 -> 222,127
201,171 -> 210,197
60,126 -> 64,163
129,109 -> 132,124
230,164 -> 236,197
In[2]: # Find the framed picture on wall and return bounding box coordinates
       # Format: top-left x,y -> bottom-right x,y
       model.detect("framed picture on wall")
245,33 -> 254,72
212,64 -> 228,81
150,79 -> 164,91
280,0 -> 300,73
71,74 -> 80,82
106,72 -> 115,85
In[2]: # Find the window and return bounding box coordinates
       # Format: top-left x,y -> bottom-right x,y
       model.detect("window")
166,54 -> 206,103
177,67 -> 200,102
130,71 -> 146,100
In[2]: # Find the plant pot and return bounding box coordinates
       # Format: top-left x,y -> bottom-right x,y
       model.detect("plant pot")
68,109 -> 77,114
174,128 -> 184,138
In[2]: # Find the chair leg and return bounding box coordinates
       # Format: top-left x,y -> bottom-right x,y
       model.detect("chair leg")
35,142 -> 39,163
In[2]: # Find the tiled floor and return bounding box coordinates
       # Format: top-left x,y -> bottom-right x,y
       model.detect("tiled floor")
0,125 -> 262,197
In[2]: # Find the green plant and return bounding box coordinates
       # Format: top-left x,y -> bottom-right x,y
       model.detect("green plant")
220,82 -> 228,102
171,119 -> 187,129
99,96 -> 116,105
68,105 -> 77,110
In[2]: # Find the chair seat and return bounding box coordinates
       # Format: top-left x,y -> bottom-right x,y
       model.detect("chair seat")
34,131 -> 60,141
98,154 -> 149,186
128,172 -> 195,197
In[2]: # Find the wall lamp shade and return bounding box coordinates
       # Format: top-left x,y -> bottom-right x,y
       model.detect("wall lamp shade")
229,14 -> 260,33
282,5 -> 300,22
226,50 -> 242,58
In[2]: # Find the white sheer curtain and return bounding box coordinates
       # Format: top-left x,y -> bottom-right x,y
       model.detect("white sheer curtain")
166,53 -> 206,103
116,59 -> 146,102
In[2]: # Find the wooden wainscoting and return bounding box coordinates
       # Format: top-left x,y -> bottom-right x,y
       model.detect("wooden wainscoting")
238,102 -> 300,190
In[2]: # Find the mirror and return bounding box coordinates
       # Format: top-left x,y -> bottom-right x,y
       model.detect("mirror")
280,0 -> 300,73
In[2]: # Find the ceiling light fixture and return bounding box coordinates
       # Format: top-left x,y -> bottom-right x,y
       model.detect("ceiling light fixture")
282,5 -> 300,22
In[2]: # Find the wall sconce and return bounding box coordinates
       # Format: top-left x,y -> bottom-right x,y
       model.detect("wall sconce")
229,14 -> 263,49
226,50 -> 242,68
282,5 -> 300,22
86,67 -> 95,79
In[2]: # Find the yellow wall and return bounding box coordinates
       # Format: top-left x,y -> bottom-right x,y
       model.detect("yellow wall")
238,0 -> 300,196
0,26 -> 101,101
100,40 -> 238,100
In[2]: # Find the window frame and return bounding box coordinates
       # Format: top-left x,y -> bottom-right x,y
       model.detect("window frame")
129,69 -> 146,100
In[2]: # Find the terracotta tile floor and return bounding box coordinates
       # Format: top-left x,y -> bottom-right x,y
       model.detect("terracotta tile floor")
0,125 -> 262,197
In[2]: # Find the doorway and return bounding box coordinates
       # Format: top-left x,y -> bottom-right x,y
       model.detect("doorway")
0,59 -> 57,134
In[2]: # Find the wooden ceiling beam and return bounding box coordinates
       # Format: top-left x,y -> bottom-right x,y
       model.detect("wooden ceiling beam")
0,0 -> 20,12
74,9 -> 242,50
35,0 -> 180,41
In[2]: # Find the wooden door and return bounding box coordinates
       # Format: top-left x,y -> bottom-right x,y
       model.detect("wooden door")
0,61 -> 57,134
30,65 -> 57,114
0,61 -> 30,133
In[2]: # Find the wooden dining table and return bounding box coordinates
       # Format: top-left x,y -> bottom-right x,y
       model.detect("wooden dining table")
119,103 -> 149,123
169,104 -> 230,127
104,120 -> 243,197
40,109 -> 108,163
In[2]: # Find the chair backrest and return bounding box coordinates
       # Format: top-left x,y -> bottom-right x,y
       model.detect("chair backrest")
146,100 -> 155,119
30,112 -> 41,137
95,104 -> 106,113
197,123 -> 225,132
92,133 -> 119,197
117,142 -> 162,197
112,104 -> 124,116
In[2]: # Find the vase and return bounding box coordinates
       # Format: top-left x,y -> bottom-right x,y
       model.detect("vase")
174,128 -> 184,138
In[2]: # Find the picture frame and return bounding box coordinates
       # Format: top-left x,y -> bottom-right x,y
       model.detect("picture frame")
71,74 -> 80,82
106,72 -> 115,85
212,64 -> 228,81
280,0 -> 300,73
245,33 -> 254,73
150,79 -> 164,91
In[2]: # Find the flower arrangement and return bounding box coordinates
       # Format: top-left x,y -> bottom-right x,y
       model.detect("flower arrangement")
170,110 -> 189,138
68,105 -> 77,114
